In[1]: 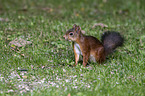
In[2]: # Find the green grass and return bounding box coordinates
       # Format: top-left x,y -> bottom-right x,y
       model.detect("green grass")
0,0 -> 145,95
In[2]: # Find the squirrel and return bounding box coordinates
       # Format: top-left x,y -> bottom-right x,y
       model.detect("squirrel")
63,24 -> 124,67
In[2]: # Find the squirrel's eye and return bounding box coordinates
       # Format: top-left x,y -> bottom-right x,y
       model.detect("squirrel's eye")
69,32 -> 73,36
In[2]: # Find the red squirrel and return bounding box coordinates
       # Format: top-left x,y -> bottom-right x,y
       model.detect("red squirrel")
63,24 -> 124,67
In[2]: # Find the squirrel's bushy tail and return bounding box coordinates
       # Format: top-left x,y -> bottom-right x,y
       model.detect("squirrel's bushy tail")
101,31 -> 124,56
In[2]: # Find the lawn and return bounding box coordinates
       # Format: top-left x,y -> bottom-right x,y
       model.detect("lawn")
0,0 -> 145,96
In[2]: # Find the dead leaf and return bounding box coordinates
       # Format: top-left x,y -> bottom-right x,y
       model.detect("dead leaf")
117,9 -> 129,15
9,38 -> 32,47
92,23 -> 108,28
81,8 -> 84,11
103,0 -> 107,3
22,76 -> 27,79
81,30 -> 85,34
68,93 -> 71,96
75,13 -> 79,17
0,18 -> 9,22
42,7 -> 53,12
21,54 -> 25,57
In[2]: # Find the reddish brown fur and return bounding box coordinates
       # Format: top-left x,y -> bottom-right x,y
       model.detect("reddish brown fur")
76,36 -> 105,66
63,24 -> 106,67
63,24 -> 123,67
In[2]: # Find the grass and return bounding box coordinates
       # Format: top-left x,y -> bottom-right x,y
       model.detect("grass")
0,0 -> 145,95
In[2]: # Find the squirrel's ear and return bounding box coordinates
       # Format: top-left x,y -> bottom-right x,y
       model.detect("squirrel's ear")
76,26 -> 81,33
76,26 -> 85,34
78,25 -> 81,30
73,24 -> 77,28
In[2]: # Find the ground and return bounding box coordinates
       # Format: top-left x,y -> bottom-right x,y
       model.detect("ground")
0,0 -> 145,96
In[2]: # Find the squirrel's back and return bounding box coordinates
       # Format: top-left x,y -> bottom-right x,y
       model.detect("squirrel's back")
101,31 -> 124,55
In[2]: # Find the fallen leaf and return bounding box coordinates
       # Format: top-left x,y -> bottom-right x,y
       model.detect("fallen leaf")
42,7 -> 53,13
75,13 -> 79,17
92,23 -> 108,28
9,38 -> 32,47
81,30 -> 85,34
22,76 -> 27,79
81,8 -> 84,11
0,18 -> 9,22
68,93 -> 71,96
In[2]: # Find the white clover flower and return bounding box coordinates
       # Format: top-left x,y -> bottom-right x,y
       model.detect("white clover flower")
63,69 -> 66,72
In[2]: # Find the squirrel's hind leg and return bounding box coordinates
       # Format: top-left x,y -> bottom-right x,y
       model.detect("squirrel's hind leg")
94,47 -> 106,64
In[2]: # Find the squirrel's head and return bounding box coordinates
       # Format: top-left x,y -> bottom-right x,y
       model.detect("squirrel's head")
63,24 -> 84,42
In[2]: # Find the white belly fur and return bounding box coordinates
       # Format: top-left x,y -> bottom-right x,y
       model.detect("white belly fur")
74,43 -> 96,62
74,43 -> 82,55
